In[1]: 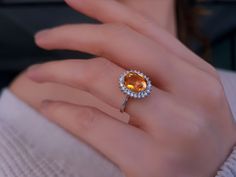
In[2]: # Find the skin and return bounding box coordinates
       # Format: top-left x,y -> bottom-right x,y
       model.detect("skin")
10,0 -> 176,115
10,0 -> 236,177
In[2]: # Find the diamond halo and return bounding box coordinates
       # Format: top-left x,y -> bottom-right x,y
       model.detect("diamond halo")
119,70 -> 152,99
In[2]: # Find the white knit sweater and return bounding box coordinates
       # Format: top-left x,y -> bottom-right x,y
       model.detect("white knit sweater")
0,70 -> 235,177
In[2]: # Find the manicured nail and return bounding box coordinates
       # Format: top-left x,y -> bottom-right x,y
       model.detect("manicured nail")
26,64 -> 42,81
27,64 -> 41,72
35,29 -> 50,41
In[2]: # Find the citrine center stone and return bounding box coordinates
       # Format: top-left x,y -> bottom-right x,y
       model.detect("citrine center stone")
124,72 -> 147,93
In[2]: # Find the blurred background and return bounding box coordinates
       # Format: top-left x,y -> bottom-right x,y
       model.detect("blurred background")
0,0 -> 236,89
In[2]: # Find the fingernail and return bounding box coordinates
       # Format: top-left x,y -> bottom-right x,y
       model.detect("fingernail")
26,64 -> 42,81
35,29 -> 50,41
27,64 -> 41,72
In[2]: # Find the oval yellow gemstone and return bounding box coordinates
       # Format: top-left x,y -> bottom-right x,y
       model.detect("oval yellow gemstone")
124,72 -> 147,93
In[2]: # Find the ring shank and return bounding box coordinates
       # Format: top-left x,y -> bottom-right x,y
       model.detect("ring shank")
120,95 -> 130,113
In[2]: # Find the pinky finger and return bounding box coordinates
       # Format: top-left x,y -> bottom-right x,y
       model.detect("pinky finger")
40,100 -> 155,174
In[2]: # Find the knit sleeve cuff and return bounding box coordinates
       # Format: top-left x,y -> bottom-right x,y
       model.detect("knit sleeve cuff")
216,147 -> 236,177
0,89 -> 124,177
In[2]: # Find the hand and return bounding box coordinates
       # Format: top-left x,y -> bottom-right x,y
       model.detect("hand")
27,0 -> 236,177
9,0 -> 173,114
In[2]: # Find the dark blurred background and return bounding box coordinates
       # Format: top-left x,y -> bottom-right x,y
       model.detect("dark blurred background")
0,0 -> 236,89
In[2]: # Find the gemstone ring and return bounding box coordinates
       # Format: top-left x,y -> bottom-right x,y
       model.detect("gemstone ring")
119,70 -> 152,113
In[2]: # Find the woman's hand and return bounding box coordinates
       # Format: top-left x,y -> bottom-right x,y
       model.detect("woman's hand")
27,0 -> 236,177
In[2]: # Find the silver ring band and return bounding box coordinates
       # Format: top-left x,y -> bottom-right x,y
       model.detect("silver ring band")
120,95 -> 130,113
119,70 -> 152,113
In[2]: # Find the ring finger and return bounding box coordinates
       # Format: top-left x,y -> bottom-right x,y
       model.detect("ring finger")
27,58 -> 174,131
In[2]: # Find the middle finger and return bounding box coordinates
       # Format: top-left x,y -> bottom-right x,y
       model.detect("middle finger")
27,58 -> 174,131
64,0 -> 217,77
35,23 -> 200,95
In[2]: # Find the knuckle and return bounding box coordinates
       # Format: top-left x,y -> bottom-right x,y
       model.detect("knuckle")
101,23 -> 130,40
92,58 -> 114,77
197,76 -> 227,112
207,63 -> 218,74
95,23 -> 131,56
80,58 -> 115,91
202,78 -> 225,101
63,59 -> 99,91
204,63 -> 221,80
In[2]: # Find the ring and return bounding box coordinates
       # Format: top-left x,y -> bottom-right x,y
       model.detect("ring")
119,70 -> 152,113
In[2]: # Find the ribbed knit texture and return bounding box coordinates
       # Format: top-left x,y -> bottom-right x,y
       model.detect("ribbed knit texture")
216,147 -> 236,177
219,70 -> 236,119
215,70 -> 236,177
0,87 -> 123,177
0,70 -> 235,177
0,120 -> 70,177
